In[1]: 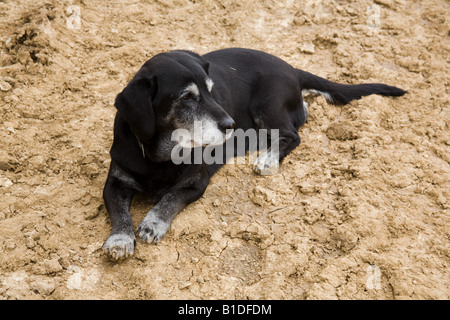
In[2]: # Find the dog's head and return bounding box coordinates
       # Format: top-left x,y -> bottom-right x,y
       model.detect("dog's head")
114,50 -> 235,160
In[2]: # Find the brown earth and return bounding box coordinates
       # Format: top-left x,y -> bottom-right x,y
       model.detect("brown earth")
0,0 -> 449,300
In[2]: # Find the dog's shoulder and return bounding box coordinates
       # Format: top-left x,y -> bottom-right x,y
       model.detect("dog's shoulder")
110,113 -> 151,175
110,113 -> 204,184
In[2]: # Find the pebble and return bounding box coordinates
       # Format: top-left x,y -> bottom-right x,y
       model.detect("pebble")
0,79 -> 12,91
179,281 -> 192,290
0,150 -> 16,171
0,177 -> 13,188
299,43 -> 315,54
44,258 -> 63,274
30,277 -> 56,296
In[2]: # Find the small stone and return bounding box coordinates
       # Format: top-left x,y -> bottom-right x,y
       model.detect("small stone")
179,282 -> 192,290
297,181 -> 317,194
436,194 -> 446,205
196,276 -> 205,284
0,150 -> 18,171
0,79 -> 12,91
212,199 -> 220,207
248,186 -> 277,206
0,177 -> 13,188
44,258 -> 63,274
30,277 -> 55,296
299,43 -> 315,54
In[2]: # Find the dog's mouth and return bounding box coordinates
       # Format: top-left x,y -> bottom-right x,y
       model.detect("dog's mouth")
187,128 -> 234,148
173,127 -> 234,149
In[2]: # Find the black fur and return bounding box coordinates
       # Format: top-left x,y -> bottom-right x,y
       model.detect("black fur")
298,69 -> 407,105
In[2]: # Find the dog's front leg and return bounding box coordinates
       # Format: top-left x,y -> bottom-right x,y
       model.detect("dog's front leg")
102,165 -> 139,259
137,186 -> 204,244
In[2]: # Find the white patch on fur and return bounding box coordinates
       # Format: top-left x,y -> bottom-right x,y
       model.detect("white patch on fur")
103,234 -> 136,259
137,214 -> 171,244
184,82 -> 200,97
193,118 -> 225,146
302,101 -> 309,119
206,77 -> 214,92
172,119 -> 231,148
172,129 -> 191,148
302,89 -> 334,103
253,149 -> 279,175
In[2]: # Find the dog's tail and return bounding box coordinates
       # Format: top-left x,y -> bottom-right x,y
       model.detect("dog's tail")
297,69 -> 407,105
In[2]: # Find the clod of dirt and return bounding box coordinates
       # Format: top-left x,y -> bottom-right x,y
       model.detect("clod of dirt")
299,43 -> 315,54
248,186 -> 278,206
0,150 -> 18,171
0,78 -> 14,91
29,277 -> 56,296
0,177 -> 13,188
326,121 -> 358,141
3,4 -> 63,68
329,226 -> 359,253
6,25 -> 51,66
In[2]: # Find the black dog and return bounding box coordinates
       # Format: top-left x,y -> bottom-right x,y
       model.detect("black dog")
102,48 -> 406,259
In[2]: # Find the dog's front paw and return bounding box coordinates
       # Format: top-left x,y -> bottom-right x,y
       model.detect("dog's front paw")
137,216 -> 171,244
103,233 -> 136,260
253,152 -> 279,175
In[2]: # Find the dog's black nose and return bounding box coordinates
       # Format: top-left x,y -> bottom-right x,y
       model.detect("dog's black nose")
219,118 -> 235,132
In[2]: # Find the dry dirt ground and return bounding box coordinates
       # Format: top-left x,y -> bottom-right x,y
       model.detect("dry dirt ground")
0,0 -> 449,300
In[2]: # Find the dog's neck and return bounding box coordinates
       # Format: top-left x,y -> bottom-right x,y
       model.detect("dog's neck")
134,133 -> 177,162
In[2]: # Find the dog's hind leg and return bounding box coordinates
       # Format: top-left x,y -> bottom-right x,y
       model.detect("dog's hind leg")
253,129 -> 300,175
251,102 -> 302,175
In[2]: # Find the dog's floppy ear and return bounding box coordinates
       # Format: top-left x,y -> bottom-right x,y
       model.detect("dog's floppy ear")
202,61 -> 210,74
114,76 -> 157,142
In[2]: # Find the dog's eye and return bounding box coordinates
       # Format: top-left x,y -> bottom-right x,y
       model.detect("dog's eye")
181,92 -> 196,102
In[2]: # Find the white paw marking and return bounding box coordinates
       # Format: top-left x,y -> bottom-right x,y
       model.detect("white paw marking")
102,233 -> 136,260
137,215 -> 171,244
253,151 -> 279,175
